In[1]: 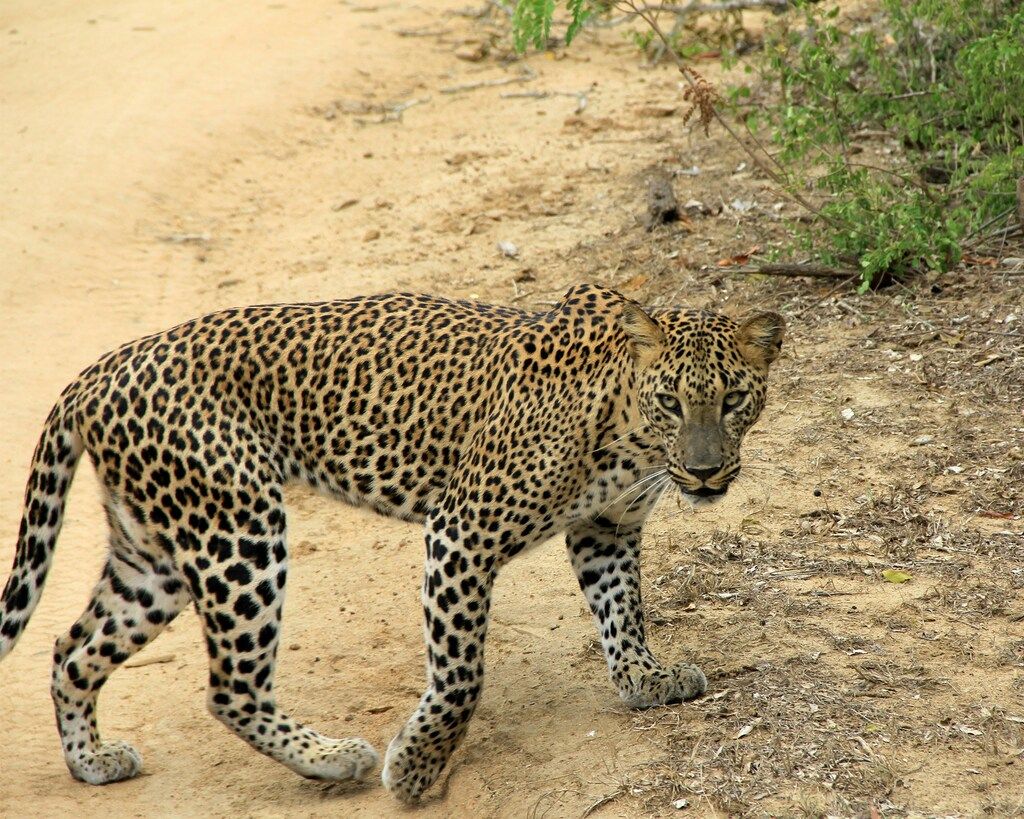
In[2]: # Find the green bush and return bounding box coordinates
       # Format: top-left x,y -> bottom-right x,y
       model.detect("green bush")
747,0 -> 1024,287
512,0 -> 1024,290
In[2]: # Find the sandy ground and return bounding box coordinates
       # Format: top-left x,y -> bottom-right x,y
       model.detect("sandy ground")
3,1 -> 1023,817
0,2 -> 708,816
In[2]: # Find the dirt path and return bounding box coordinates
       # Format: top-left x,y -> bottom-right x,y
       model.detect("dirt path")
0,2 -> 696,816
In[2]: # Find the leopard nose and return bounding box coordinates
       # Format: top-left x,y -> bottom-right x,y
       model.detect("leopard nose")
686,465 -> 722,483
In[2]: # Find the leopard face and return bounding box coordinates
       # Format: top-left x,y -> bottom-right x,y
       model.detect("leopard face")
622,305 -> 785,505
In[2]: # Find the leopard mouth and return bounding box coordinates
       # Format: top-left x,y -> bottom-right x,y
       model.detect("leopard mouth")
668,467 -> 737,500
683,485 -> 728,499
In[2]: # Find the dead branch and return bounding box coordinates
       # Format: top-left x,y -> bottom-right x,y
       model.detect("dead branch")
441,66 -> 536,94
731,263 -> 858,279
124,653 -> 176,669
500,89 -> 589,113
636,0 -> 789,14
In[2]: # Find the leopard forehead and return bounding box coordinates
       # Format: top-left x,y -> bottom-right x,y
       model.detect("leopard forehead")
652,310 -> 760,398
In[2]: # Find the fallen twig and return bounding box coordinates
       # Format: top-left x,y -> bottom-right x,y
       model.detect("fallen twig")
732,263 -> 858,279
160,232 -> 210,244
441,66 -> 536,95
500,88 -> 588,113
355,97 -> 431,124
792,273 -> 861,317
395,26 -> 451,37
124,653 -> 176,669
582,789 -> 624,817
635,0 -> 788,13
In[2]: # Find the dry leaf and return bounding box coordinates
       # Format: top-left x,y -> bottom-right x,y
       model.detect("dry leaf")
882,569 -> 912,584
716,244 -> 762,267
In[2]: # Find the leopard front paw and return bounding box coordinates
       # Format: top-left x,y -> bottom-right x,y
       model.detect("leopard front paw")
381,723 -> 448,803
621,661 -> 707,709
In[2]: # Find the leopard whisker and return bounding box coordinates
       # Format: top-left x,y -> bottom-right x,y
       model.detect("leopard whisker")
615,475 -> 672,539
596,468 -> 667,518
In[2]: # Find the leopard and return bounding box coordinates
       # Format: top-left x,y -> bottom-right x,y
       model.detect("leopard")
0,283 -> 784,802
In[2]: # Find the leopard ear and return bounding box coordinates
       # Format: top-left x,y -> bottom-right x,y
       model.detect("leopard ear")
736,311 -> 785,368
618,300 -> 666,367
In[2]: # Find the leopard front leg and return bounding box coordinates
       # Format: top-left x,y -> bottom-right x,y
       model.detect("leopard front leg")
567,519 -> 707,708
382,516 -> 496,802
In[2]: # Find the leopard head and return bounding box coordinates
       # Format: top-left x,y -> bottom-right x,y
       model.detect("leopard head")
619,301 -> 785,506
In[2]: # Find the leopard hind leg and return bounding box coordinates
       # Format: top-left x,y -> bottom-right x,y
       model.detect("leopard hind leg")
184,486 -> 378,782
51,498 -> 189,784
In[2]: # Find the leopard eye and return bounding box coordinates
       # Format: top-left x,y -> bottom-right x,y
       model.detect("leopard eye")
723,391 -> 748,414
656,393 -> 682,417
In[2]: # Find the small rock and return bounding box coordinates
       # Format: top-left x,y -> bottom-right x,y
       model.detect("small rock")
454,41 -> 488,62
514,268 -> 536,283
683,199 -> 709,216
497,240 -> 519,258
672,798 -> 690,810
677,166 -> 700,176
910,434 -> 934,447
909,353 -> 923,362
289,643 -> 301,650
840,407 -> 855,421
728,199 -> 755,213
1001,257 -> 1024,269
363,229 -> 381,242
946,465 -> 964,474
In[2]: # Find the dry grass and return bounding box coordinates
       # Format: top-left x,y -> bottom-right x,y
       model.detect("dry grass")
557,145 -> 1024,814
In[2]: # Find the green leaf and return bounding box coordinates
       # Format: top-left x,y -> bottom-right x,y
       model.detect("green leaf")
564,0 -> 591,45
512,0 -> 556,52
882,569 -> 912,584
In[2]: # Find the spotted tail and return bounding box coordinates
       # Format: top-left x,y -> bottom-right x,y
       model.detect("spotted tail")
0,399 -> 84,660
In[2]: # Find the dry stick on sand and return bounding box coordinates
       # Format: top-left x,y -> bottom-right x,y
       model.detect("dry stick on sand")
441,66 -> 536,94
731,263 -> 858,279
124,653 -> 176,669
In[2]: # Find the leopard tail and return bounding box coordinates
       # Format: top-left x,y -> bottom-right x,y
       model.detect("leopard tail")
0,395 -> 84,660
